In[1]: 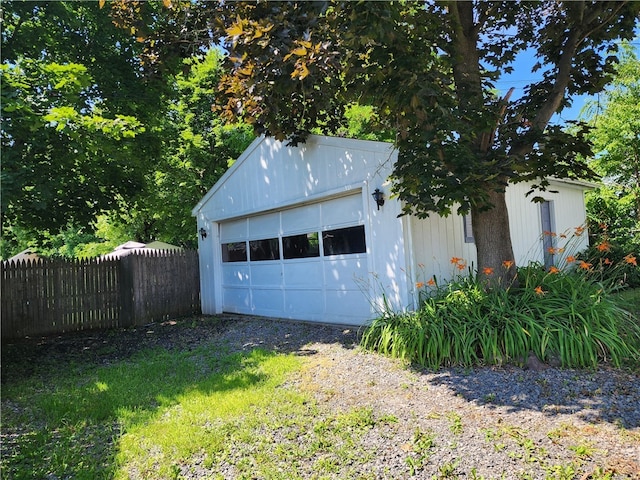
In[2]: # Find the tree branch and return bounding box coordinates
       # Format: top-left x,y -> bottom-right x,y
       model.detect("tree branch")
531,29 -> 580,130
447,2 -> 483,112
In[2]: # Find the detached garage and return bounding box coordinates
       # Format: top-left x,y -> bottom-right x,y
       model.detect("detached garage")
193,135 -> 592,325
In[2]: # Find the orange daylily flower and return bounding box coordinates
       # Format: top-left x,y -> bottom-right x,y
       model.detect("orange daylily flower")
548,266 -> 560,274
566,256 -> 576,263
603,258 -> 613,265
578,261 -> 592,271
624,254 -> 638,266
596,241 -> 611,252
534,286 -> 546,295
427,278 -> 436,287
547,247 -> 557,255
482,267 -> 494,275
574,226 -> 585,236
450,257 -> 462,265
502,260 -> 514,269
456,262 -> 467,271
416,282 -> 425,289
559,233 -> 567,239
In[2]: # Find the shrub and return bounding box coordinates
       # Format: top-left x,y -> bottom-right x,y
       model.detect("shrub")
361,262 -> 640,370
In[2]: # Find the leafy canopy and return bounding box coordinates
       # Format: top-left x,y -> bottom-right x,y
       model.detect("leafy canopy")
214,1 -> 638,218
583,43 -> 640,283
204,1 -> 640,285
1,1 -> 254,258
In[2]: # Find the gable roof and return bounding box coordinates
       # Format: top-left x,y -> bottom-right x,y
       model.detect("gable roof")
192,134 -> 395,217
191,134 -> 596,219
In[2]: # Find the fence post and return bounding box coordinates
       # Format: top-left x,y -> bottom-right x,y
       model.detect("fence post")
119,256 -> 134,327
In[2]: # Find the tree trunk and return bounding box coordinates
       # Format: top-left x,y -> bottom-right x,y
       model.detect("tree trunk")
448,2 -> 518,288
471,188 -> 518,288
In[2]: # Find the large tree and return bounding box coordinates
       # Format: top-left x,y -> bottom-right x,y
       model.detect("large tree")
585,43 -> 640,223
1,1 -> 157,254
1,1 -> 246,257
583,43 -> 640,268
125,49 -> 255,248
210,1 -> 639,285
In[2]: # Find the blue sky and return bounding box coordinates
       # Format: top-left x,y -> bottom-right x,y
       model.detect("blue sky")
494,38 -> 640,125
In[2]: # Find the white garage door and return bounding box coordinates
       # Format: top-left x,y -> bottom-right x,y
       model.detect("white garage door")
219,193 -> 371,324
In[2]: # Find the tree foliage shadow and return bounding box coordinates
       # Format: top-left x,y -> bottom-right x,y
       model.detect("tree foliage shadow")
417,364 -> 640,429
0,314 -> 359,479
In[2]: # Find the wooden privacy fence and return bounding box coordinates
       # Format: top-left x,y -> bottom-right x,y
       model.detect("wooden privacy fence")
1,250 -> 200,339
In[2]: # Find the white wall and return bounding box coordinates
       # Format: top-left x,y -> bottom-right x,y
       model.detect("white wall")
194,135 -> 397,221
507,180 -> 590,265
407,212 -> 478,289
408,180 -> 591,288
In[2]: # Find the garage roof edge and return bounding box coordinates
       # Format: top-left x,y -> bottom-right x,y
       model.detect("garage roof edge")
192,135 -> 266,216
192,134 -> 395,217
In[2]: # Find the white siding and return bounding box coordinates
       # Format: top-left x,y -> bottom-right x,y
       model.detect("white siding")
408,213 -> 477,286
194,135 -> 397,222
193,135 -> 409,324
506,181 -> 590,265
409,180 -> 590,287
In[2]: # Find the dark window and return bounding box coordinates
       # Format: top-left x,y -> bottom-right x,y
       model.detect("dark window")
283,232 -> 320,259
322,225 -> 366,256
222,242 -> 247,262
463,214 -> 474,243
540,201 -> 555,268
249,238 -> 280,261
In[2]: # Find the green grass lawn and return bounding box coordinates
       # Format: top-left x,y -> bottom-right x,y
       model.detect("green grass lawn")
0,338 -> 387,479
1,344 -> 293,478
614,288 -> 640,316
2,288 -> 637,479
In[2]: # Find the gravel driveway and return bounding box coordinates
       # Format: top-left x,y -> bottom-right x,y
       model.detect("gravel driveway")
3,314 -> 639,479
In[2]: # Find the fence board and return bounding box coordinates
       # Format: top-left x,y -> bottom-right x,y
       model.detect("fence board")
1,250 -> 201,339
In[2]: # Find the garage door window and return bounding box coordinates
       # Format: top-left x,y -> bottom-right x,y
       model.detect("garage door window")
322,225 -> 366,256
222,242 -> 247,262
283,232 -> 320,259
249,238 -> 280,261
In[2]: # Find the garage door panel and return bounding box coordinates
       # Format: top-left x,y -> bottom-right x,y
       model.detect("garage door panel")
251,288 -> 284,314
223,287 -> 251,311
285,289 -> 324,317
220,218 -> 247,242
219,193 -> 371,324
222,265 -> 250,286
250,263 -> 282,286
281,204 -> 321,234
324,290 -> 370,317
283,261 -> 323,286
324,257 -> 368,285
249,212 -> 280,237
321,195 -> 364,226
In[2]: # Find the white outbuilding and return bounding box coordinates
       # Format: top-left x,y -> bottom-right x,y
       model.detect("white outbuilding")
192,135 -> 591,325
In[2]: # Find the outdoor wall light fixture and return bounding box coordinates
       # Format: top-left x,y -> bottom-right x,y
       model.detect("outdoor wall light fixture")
372,188 -> 385,210
199,227 -> 207,240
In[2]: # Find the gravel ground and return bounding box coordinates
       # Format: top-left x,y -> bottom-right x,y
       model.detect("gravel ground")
2,314 -> 639,479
